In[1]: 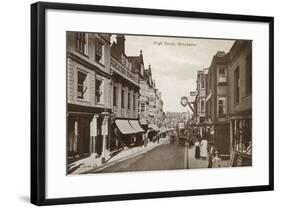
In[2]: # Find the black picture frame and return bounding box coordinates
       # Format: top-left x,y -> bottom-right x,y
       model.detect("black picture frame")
31,1 -> 274,206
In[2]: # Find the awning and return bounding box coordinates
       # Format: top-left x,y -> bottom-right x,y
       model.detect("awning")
115,119 -> 137,135
129,120 -> 145,133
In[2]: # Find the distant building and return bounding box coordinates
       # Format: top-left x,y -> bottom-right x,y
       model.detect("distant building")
206,51 -> 230,155
228,40 -> 252,156
139,78 -> 150,127
165,112 -> 189,128
67,32 -> 112,164
155,89 -> 164,127
138,64 -> 158,128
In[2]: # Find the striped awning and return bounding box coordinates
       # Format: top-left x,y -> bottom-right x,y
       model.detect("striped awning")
115,119 -> 137,135
129,120 -> 145,133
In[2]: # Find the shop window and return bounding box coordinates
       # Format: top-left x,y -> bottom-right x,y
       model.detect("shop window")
233,119 -> 252,155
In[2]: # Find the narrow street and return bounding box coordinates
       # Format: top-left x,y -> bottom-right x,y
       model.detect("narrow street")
94,143 -> 189,173
89,140 -> 230,173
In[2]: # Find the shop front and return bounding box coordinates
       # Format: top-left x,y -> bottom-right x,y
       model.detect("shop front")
146,124 -> 159,142
213,122 -> 230,156
129,120 -> 145,145
67,104 -> 112,165
111,119 -> 144,151
229,111 -> 252,166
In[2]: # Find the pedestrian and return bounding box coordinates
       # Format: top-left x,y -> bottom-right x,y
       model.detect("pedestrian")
212,151 -> 222,168
200,136 -> 208,159
157,133 -> 160,144
194,138 -> 200,159
170,131 -> 176,144
144,131 -> 149,147
208,142 -> 216,168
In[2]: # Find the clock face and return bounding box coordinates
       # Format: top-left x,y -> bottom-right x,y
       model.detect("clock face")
181,97 -> 188,107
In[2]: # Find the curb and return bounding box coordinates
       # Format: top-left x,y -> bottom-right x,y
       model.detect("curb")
84,141 -> 168,173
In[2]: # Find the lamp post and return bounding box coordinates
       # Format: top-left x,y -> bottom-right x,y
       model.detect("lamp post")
180,96 -> 190,168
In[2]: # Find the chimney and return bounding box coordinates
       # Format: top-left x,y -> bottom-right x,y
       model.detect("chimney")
116,35 -> 125,54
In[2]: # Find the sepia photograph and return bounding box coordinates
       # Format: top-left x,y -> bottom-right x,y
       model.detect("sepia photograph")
66,32 -> 252,175
30,2 -> 273,205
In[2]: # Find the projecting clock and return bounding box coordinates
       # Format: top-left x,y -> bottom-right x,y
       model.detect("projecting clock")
180,96 -> 188,107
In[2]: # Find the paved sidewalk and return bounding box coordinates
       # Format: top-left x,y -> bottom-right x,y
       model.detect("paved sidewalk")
69,136 -> 170,174
188,147 -> 229,169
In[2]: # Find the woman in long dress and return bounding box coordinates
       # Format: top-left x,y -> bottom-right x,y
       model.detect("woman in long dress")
194,139 -> 200,159
200,138 -> 208,159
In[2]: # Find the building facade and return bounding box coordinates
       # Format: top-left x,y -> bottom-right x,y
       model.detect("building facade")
110,35 -> 144,150
195,69 -> 208,123
205,51 -> 230,155
194,68 -> 209,137
139,79 -> 150,126
138,64 -> 158,128
228,40 -> 252,158
155,89 -> 164,127
67,32 -> 112,164
165,112 -> 189,129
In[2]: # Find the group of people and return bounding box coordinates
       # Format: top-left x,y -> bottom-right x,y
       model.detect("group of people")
194,137 -> 221,168
168,128 -> 223,168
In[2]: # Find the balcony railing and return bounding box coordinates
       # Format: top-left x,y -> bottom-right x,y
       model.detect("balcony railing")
111,57 -> 139,85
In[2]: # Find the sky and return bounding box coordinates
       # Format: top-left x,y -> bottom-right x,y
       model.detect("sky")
111,35 -> 234,113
